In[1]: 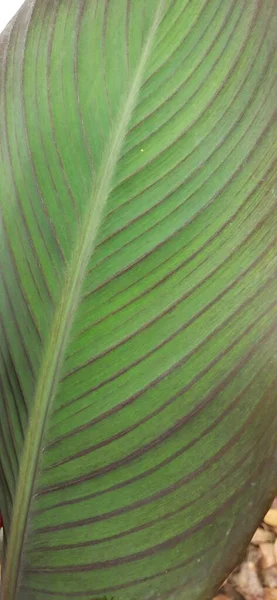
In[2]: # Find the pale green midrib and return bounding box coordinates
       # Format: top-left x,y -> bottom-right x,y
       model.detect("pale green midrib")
2,3 -> 166,598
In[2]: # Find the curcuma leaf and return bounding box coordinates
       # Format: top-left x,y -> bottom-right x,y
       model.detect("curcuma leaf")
0,0 -> 277,598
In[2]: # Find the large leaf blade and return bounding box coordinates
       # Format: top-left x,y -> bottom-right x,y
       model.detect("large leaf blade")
0,1 -> 277,599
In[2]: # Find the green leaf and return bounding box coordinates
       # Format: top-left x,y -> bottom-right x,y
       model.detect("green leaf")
0,1 -> 277,599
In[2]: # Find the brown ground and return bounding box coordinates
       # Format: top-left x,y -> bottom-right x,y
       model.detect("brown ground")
213,498 -> 277,600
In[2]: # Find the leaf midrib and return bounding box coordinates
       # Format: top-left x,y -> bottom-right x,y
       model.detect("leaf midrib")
2,2 -> 166,598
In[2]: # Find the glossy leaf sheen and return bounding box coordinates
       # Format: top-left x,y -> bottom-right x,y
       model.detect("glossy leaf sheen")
0,1 -> 277,599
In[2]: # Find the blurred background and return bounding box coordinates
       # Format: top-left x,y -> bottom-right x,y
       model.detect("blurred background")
0,1 -> 23,34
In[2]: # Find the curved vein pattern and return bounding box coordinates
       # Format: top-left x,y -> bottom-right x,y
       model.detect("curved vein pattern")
0,1 -> 277,599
